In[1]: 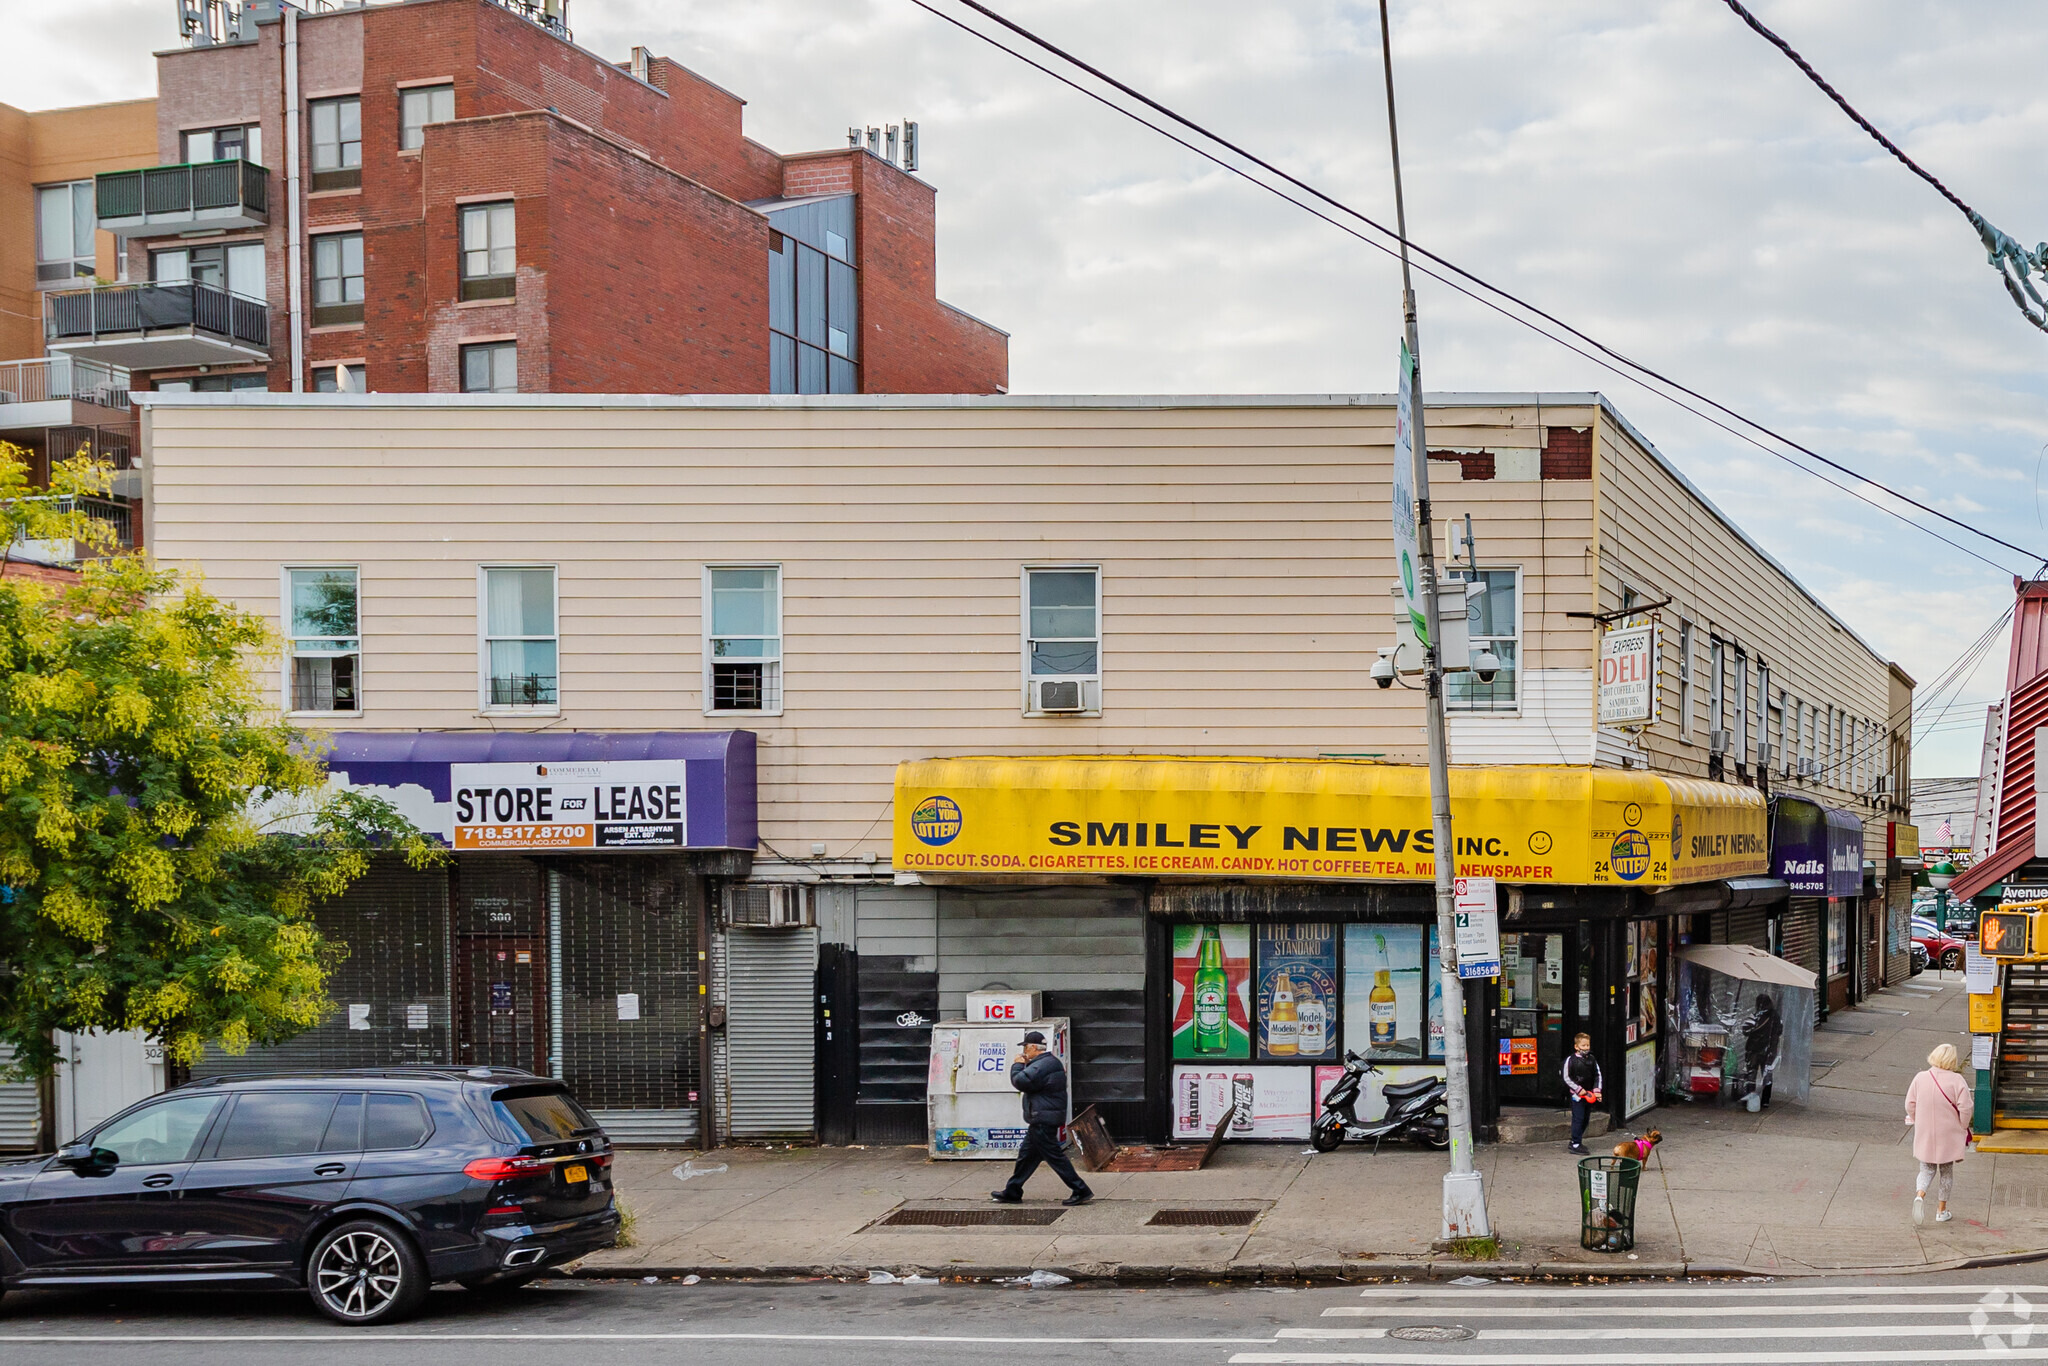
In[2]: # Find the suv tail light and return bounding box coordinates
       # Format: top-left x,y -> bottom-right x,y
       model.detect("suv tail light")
464,1156 -> 557,1181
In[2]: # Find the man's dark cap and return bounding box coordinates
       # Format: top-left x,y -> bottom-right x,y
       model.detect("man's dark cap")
1021,1030 -> 1047,1045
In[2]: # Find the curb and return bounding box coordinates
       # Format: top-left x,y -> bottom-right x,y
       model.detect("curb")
567,1248 -> 2048,1284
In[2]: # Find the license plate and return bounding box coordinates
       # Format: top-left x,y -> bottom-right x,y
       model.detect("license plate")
561,1164 -> 588,1183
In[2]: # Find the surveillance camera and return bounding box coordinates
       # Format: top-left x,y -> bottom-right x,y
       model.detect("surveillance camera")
1371,649 -> 1396,690
1471,647 -> 1501,684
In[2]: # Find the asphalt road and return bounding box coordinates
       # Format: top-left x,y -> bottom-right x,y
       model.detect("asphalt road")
1,1269 -> 2044,1364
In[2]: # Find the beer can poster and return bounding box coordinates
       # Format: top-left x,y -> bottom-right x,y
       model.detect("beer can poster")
1171,924 -> 1251,1060
1255,924 -> 1338,1061
1171,1065 -> 1312,1140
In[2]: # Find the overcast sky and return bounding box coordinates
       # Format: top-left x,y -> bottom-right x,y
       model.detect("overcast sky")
10,0 -> 2044,780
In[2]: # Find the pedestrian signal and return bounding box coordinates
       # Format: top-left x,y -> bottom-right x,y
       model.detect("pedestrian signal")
1980,909 -> 2038,958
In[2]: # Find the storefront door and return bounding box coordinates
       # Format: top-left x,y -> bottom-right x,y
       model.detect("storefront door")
1496,930 -> 1595,1106
456,937 -> 548,1074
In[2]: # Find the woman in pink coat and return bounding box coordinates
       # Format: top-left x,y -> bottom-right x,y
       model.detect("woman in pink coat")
1905,1043 -> 1974,1225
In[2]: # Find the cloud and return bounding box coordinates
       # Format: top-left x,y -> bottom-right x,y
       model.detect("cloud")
8,0 -> 2047,749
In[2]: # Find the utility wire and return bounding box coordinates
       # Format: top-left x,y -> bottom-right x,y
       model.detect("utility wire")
920,0 -> 2048,573
1717,0 -> 2048,334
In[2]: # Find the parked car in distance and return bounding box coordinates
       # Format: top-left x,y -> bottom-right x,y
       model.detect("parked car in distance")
1910,941 -> 1929,975
0,1067 -> 618,1325
1912,918 -> 1967,971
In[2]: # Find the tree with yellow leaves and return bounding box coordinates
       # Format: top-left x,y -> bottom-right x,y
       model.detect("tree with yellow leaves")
0,443 -> 442,1076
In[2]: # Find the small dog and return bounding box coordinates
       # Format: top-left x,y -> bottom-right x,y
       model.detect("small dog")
1613,1129 -> 1662,1162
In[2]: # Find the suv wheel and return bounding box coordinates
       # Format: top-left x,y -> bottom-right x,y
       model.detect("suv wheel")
308,1219 -> 427,1325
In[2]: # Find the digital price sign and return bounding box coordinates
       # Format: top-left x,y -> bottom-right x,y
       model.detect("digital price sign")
1498,1035 -> 1539,1076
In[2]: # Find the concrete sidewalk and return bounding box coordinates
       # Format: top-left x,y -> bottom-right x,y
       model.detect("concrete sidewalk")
584,971 -> 2045,1281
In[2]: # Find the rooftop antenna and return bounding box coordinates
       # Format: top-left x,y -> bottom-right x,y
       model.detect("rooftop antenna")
902,120 -> 919,172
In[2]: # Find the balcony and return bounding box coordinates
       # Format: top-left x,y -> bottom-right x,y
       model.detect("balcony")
96,159 -> 268,234
44,282 -> 269,369
0,358 -> 131,438
9,494 -> 138,563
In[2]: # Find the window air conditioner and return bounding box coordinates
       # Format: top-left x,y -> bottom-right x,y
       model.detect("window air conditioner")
1797,758 -> 1818,778
1032,678 -> 1089,714
1872,776 -> 1890,796
1756,742 -> 1773,769
726,883 -> 811,929
1708,729 -> 1731,755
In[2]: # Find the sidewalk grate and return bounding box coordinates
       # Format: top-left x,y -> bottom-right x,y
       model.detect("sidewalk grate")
1146,1209 -> 1260,1227
880,1207 -> 1065,1228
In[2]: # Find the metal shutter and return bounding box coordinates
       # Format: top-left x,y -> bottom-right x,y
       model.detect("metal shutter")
0,1046 -> 37,1149
190,857 -> 452,1076
727,927 -> 817,1139
1781,898 -> 1822,975
552,857 -> 702,1127
1726,906 -> 1770,950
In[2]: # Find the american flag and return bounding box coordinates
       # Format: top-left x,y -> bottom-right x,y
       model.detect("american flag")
1935,817 -> 1953,844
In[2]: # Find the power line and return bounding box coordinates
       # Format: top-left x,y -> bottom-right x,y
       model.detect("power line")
919,0 -> 2048,573
1717,0 -> 2048,335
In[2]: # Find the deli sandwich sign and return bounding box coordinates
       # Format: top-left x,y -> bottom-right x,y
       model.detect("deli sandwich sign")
451,760 -> 689,851
1598,622 -> 1657,727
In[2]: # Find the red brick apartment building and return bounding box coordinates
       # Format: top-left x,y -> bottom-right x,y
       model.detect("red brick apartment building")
42,0 -> 1008,400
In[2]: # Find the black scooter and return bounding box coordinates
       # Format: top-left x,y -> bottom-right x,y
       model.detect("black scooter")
1310,1049 -> 1450,1153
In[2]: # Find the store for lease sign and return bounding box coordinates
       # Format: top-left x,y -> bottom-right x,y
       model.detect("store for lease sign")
450,760 -> 690,850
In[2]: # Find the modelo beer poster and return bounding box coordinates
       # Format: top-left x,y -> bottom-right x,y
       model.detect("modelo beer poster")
1172,924 -> 1251,1060
1256,924 -> 1338,1061
450,760 -> 690,850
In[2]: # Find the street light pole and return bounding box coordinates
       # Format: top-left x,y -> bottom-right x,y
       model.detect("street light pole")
1378,0 -> 1490,1241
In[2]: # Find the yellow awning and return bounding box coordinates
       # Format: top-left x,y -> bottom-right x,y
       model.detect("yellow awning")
894,756 -> 1767,888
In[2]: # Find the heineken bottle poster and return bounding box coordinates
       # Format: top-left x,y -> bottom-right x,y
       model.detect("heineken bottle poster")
1255,924 -> 1338,1061
1171,924 -> 1251,1060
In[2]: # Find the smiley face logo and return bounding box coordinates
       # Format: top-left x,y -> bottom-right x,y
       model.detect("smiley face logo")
1529,831 -> 1554,856
1623,802 -> 1644,829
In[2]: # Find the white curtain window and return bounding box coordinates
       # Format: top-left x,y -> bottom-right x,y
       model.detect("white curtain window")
1677,620 -> 1694,739
461,203 -> 516,278
400,85 -> 455,150
1733,648 -> 1748,763
483,567 -> 557,708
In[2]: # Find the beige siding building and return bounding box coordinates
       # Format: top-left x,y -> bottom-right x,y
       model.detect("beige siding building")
138,392 -> 1912,1146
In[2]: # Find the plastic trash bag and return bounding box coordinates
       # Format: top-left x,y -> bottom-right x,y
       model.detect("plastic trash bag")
673,1160 -> 729,1182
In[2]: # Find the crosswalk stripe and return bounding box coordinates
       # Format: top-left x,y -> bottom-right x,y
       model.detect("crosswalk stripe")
1232,1352 -> 2048,1365
1323,1304 -> 2012,1318
1284,1324 -> 1997,1340
1349,1284 -> 2048,1297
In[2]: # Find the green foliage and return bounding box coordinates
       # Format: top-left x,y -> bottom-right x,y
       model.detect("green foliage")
0,442 -> 443,1077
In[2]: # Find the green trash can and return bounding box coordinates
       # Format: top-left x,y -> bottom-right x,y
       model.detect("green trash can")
1578,1155 -> 1641,1253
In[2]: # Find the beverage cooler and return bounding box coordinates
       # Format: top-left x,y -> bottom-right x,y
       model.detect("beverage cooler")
927,1015 -> 1071,1159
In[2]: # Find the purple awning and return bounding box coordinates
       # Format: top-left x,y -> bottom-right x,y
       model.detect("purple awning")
320,730 -> 756,851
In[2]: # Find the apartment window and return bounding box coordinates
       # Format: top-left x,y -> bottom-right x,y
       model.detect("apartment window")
286,567 -> 359,713
155,372 -> 267,394
482,567 -> 557,709
1676,620 -> 1694,739
705,567 -> 783,713
35,181 -> 96,286
1446,568 -> 1519,712
152,241 -> 265,299
1769,692 -> 1784,773
1707,637 -> 1726,749
1732,648 -> 1749,767
183,124 -> 260,165
399,85 -> 455,151
767,195 -> 859,395
459,202 -> 516,300
460,342 -> 516,394
310,97 -> 362,191
312,232 -> 364,326
1022,567 -> 1101,715
312,363 -> 365,393
1756,665 -> 1772,768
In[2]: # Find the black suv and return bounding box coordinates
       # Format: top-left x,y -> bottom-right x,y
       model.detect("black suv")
0,1067 -> 619,1324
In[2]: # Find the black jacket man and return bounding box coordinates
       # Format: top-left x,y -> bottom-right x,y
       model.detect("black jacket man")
990,1030 -> 1093,1205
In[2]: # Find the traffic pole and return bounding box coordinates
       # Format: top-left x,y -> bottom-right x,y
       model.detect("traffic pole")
1378,0 -> 1490,1241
